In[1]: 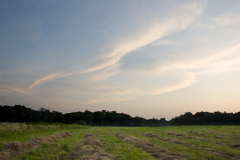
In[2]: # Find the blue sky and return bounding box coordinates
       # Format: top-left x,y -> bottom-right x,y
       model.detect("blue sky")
1,0 -> 240,119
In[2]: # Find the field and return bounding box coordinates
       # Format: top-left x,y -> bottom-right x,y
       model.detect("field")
0,123 -> 240,160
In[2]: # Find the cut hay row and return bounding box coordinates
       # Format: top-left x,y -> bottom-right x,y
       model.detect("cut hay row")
189,131 -> 227,140
117,133 -> 186,160
145,133 -> 191,147
205,131 -> 227,136
62,134 -> 115,160
188,131 -> 207,136
0,131 -> 72,160
145,132 -> 240,160
166,131 -> 240,148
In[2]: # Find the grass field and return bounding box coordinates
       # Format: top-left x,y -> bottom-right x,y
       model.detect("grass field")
0,124 -> 240,160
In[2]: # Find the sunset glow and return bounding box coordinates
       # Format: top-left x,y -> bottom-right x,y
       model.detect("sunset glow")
1,0 -> 240,119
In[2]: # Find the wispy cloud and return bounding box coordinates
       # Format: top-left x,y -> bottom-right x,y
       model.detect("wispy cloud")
83,97 -> 133,104
153,40 -> 176,45
27,1 -> 205,90
212,14 -> 240,27
149,73 -> 196,95
88,40 -> 240,104
81,1 -> 206,80
77,85 -> 136,95
88,64 -> 120,82
0,87 -> 28,94
152,42 -> 240,75
28,72 -> 63,90
0,82 -> 28,94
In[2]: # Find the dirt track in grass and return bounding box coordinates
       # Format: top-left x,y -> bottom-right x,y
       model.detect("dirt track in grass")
117,133 -> 186,160
145,132 -> 240,160
62,134 -> 115,160
0,131 -> 72,160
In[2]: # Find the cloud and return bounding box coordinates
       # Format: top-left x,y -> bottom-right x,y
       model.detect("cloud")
149,73 -> 196,95
0,87 -> 28,94
77,72 -> 197,104
153,40 -> 175,45
212,14 -> 240,27
28,72 -> 63,90
89,41 -> 240,104
28,0 -> 206,97
83,97 -> 133,104
81,1 -> 206,80
151,42 -> 240,76
77,85 -> 136,95
0,83 -> 28,94
88,64 -> 120,82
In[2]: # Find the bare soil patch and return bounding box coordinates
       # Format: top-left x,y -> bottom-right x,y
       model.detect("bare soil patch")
0,131 -> 72,160
117,133 -> 186,160
62,134 -> 115,160
145,132 -> 240,160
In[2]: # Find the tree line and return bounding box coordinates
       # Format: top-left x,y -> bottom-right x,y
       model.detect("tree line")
0,105 -> 239,126
171,111 -> 240,125
0,105 -> 168,126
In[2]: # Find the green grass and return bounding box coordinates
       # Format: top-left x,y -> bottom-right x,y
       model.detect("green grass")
0,125 -> 239,160
98,128 -> 156,160
109,127 -> 225,160
12,128 -> 92,160
0,122 -> 88,138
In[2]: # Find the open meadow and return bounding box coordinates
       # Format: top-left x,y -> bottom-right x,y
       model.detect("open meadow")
0,123 -> 240,160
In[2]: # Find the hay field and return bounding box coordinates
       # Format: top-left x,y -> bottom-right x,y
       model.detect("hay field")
0,125 -> 240,160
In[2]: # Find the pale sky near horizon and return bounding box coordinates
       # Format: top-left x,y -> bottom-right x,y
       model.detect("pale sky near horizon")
1,0 -> 240,120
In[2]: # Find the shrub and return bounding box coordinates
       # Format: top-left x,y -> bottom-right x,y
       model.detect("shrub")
75,120 -> 86,125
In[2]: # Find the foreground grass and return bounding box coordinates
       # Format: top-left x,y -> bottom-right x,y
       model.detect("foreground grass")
98,128 -> 155,160
110,127 -> 224,160
11,128 -> 97,160
0,125 -> 239,160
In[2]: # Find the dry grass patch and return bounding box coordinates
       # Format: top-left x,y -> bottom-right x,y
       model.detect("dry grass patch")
145,133 -> 191,147
189,131 -> 207,136
117,133 -> 186,160
0,131 -> 72,160
166,132 -> 176,136
206,131 -> 227,136
62,134 -> 115,160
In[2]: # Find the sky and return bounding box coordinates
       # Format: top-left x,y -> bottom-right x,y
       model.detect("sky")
1,0 -> 240,120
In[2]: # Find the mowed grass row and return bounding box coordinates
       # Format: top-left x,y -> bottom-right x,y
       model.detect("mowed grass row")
123,127 -> 240,158
0,125 -> 239,160
98,128 -> 156,160
161,132 -> 240,156
109,127 -> 225,160
0,123 -> 89,149
134,126 -> 240,148
12,128 -> 101,160
153,126 -> 240,142
1,128 -> 94,160
11,127 -> 157,160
